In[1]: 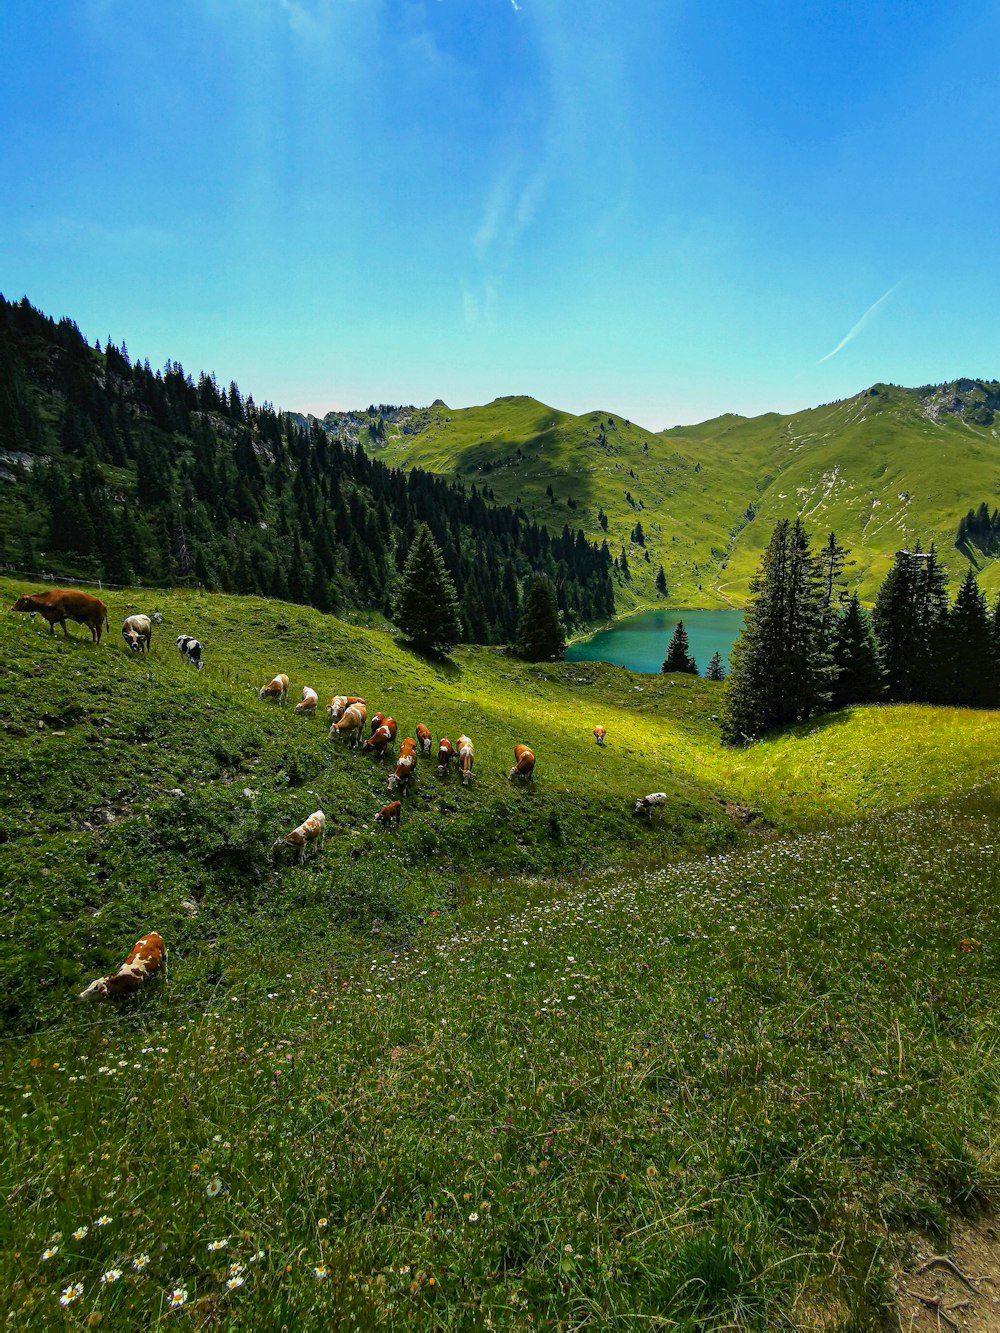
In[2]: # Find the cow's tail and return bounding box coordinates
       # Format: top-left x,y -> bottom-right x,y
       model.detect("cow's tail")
104,612 -> 110,632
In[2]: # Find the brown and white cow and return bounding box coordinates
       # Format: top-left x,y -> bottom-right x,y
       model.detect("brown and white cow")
457,735 -> 474,787
327,695 -> 365,724
633,792 -> 668,820
294,686 -> 319,717
415,724 -> 432,757
374,800 -> 402,830
387,749 -> 417,795
436,737 -> 454,776
272,810 -> 326,863
593,725 -> 606,746
121,614 -> 153,654
329,702 -> 367,746
12,589 -> 110,643
79,932 -> 166,1000
362,723 -> 394,759
260,674 -> 289,705
368,712 -> 386,735
508,744 -> 536,781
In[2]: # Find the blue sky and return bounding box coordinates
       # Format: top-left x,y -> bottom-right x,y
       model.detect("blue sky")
2,0 -> 998,427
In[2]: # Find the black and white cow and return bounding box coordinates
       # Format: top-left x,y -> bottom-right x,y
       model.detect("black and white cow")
633,792 -> 668,820
176,634 -> 204,670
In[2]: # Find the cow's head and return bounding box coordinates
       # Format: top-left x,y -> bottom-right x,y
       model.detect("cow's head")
10,595 -> 39,613
123,629 -> 142,652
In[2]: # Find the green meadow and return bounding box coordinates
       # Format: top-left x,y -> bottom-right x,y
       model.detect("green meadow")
1,580 -> 998,1328
361,384 -> 1000,610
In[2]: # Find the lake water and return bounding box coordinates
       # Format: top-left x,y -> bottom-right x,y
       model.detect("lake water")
565,608 -> 745,676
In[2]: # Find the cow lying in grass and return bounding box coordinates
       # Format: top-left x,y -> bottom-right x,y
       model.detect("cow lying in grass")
79,932 -> 166,999
273,810 -> 326,864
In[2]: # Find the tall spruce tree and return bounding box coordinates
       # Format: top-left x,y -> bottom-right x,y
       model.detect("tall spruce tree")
872,545 -> 950,702
655,565 -> 667,596
705,651 -> 726,681
516,575 -> 566,661
947,568 -> 997,707
721,518 -> 833,744
395,523 -> 463,655
662,620 -> 698,674
831,592 -> 882,706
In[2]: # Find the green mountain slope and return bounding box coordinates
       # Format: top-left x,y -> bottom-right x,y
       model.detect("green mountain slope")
347,382 -> 1000,608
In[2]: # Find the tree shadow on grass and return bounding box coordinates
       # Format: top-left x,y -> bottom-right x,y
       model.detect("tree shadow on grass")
394,637 -> 464,682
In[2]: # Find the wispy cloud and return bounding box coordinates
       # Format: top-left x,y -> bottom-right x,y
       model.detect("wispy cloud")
817,282 -> 901,364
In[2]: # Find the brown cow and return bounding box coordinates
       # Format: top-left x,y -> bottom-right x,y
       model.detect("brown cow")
415,724 -> 432,756
593,725 -> 606,746
374,800 -> 402,830
388,749 -> 416,794
362,724 -> 393,759
79,932 -> 166,999
436,737 -> 454,776
457,735 -> 474,786
12,589 -> 109,643
508,744 -> 536,781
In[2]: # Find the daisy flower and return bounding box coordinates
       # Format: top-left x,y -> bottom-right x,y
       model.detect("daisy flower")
41,1247 -> 59,1261
59,1284 -> 83,1307
205,1177 -> 223,1199
226,1275 -> 244,1291
317,1217 -> 328,1230
167,1288 -> 188,1308
94,1215 -> 113,1227
467,1212 -> 479,1223
100,1269 -> 123,1285
132,1254 -> 150,1271
207,1238 -> 228,1251
313,1266 -> 328,1280
72,1226 -> 89,1241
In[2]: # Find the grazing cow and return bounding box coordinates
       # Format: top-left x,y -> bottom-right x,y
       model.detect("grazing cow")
294,686 -> 319,717
593,726 -> 606,746
11,589 -> 110,643
79,932 -> 166,1000
327,695 -> 365,724
259,673 -> 289,704
369,712 -> 386,735
375,800 -> 402,830
397,735 -> 417,757
457,735 -> 474,787
362,723 -> 393,759
121,614 -> 153,654
330,702 -> 367,746
415,724 -> 432,757
436,737 -> 454,776
508,744 -> 536,781
388,749 -> 416,794
272,810 -> 326,864
151,611 -> 164,624
176,635 -> 204,670
634,792 -> 669,820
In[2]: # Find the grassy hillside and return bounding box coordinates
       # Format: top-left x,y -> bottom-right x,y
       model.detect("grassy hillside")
2,583 -> 999,1326
355,382 -> 1000,610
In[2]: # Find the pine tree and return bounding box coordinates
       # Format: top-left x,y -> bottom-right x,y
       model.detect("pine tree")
721,518 -> 833,744
873,545 -> 949,702
655,565 -> 667,596
395,523 -> 463,655
705,651 -> 726,681
662,620 -> 698,674
831,593 -> 882,706
947,568 -> 997,707
516,575 -> 566,661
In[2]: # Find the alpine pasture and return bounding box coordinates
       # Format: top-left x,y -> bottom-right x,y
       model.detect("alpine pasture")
1,579 -> 998,1328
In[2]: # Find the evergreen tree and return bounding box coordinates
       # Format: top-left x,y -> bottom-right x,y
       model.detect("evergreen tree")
394,523 -> 463,655
872,545 -> 949,702
947,568 -> 997,707
705,651 -> 726,682
662,620 -> 698,674
721,518 -> 833,744
655,565 -> 667,596
516,575 -> 566,661
831,593 -> 882,706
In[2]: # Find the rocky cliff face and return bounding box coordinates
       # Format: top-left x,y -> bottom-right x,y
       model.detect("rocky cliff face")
920,378 -> 1000,427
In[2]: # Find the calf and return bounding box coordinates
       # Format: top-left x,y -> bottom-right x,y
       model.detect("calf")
415,723 -> 432,757
374,800 -> 402,830
272,810 -> 326,864
294,686 -> 319,717
259,673 -> 289,705
634,792 -> 668,820
11,589 -> 110,643
327,694 -> 365,724
329,702 -> 367,746
176,635 -> 204,670
508,744 -> 536,781
79,932 -> 166,1000
387,749 -> 416,794
121,614 -> 153,654
457,735 -> 474,787
593,725 -> 606,746
436,737 -> 454,776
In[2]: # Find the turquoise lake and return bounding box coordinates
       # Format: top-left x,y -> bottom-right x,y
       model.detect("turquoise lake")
565,608 -> 745,676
